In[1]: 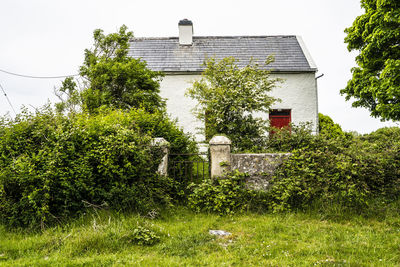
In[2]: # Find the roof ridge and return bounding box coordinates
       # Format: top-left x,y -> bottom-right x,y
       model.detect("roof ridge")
131,35 -> 297,41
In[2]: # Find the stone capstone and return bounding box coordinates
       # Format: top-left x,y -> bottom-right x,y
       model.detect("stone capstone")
209,135 -> 232,145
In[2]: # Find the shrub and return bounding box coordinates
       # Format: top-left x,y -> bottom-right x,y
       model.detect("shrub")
124,226 -> 160,245
0,107 -> 194,227
265,122 -> 316,152
268,128 -> 400,212
127,107 -> 196,156
187,171 -> 256,215
265,115 -> 353,153
318,113 -> 347,139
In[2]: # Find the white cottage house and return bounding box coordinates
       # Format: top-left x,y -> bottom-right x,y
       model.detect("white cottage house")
129,19 -> 319,142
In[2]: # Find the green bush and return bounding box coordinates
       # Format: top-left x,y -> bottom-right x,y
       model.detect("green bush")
265,123 -> 316,152
265,115 -> 353,153
127,107 -> 196,156
318,113 -> 347,139
268,127 -> 400,212
0,107 -> 194,227
124,226 -> 160,245
187,171 -> 256,215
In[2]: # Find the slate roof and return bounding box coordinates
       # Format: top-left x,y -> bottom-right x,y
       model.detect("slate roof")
128,36 -> 317,73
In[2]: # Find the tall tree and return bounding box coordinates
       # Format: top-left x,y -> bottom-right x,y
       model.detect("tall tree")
186,57 -> 280,151
341,0 -> 400,121
56,25 -> 165,114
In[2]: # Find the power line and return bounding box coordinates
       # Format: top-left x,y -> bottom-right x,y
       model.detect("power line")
0,68 -> 79,79
0,82 -> 17,116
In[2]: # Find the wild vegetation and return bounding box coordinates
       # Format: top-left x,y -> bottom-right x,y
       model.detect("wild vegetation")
187,121 -> 400,216
0,108 -> 194,228
1,207 -> 400,266
269,125 -> 400,212
0,26 -> 196,228
1,21 -> 399,265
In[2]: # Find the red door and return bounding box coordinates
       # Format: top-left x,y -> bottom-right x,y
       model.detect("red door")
269,109 -> 291,132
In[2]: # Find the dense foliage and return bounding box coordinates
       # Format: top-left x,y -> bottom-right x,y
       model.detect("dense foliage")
0,25 -> 198,228
56,25 -> 164,114
187,171 -> 257,215
318,113 -> 347,139
269,127 -> 400,212
341,0 -> 400,121
186,57 -> 280,151
265,123 -> 315,152
0,108 -> 194,227
265,114 -> 349,152
188,113 -> 400,215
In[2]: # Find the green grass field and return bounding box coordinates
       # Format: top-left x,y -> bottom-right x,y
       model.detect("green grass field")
1,207 -> 399,266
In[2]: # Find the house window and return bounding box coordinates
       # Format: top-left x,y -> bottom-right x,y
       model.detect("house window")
269,109 -> 291,130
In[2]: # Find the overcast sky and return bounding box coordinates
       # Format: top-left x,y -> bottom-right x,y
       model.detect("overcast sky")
0,0 -> 397,133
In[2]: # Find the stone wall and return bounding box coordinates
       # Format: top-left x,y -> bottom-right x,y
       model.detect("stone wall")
156,135 -> 291,190
231,153 -> 291,190
209,135 -> 291,191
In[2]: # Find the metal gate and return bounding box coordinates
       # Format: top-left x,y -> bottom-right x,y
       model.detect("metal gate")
168,153 -> 209,183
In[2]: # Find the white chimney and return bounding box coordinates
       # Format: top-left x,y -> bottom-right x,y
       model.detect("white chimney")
178,19 -> 193,45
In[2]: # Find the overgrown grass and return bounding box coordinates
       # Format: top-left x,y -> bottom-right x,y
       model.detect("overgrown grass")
1,207 -> 400,266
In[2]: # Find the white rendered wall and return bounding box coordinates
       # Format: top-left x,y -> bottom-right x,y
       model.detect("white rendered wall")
269,73 -> 318,134
160,72 -> 318,142
160,74 -> 203,141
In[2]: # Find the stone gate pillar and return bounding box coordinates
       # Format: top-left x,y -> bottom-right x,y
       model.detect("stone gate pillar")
209,135 -> 232,178
151,137 -> 169,176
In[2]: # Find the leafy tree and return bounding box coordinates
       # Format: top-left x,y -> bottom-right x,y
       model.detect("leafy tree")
341,0 -> 400,121
54,77 -> 81,114
186,57 -> 281,151
56,25 -> 165,114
